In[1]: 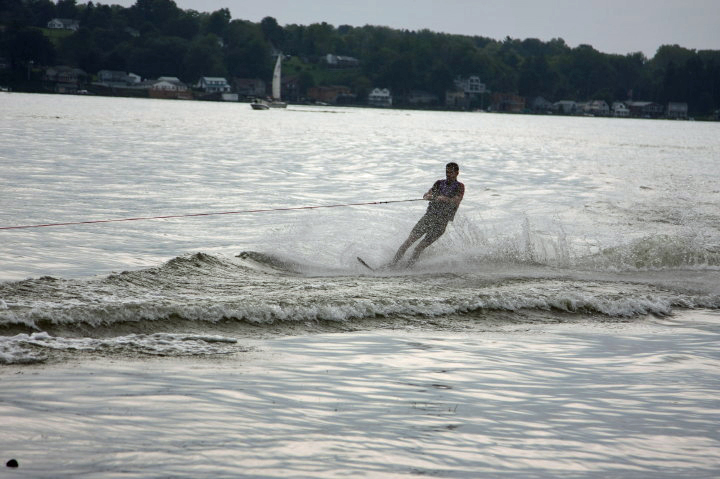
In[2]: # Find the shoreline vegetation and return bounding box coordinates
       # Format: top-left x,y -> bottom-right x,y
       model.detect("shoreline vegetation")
1,1 -> 719,119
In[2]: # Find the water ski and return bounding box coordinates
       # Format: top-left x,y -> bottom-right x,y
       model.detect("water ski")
356,256 -> 375,271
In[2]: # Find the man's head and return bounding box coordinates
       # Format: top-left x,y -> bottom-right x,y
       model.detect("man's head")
446,162 -> 459,181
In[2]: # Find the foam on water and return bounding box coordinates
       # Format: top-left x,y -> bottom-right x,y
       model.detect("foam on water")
1,249 -> 719,363
0,331 -> 241,365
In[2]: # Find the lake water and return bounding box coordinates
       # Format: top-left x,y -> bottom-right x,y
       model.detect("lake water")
1,92 -> 719,478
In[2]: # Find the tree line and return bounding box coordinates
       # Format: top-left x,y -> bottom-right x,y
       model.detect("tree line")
1,0 -> 719,115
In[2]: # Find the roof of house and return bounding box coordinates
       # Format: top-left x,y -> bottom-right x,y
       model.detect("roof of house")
48,18 -> 80,27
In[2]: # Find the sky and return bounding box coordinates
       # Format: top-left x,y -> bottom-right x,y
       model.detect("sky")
107,0 -> 720,58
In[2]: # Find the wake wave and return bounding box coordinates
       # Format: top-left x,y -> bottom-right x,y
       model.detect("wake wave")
1,251 -> 718,330
2,251 -> 720,364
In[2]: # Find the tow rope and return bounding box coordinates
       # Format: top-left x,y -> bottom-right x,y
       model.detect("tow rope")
0,198 -> 424,230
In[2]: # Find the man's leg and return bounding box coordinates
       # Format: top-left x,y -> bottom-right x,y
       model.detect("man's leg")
391,216 -> 430,265
407,221 -> 447,266
391,229 -> 424,265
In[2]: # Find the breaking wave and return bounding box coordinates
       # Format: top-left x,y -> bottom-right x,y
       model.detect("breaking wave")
1,248 -> 719,364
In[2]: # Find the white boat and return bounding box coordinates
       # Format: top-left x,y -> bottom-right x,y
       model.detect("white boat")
251,54 -> 287,109
250,99 -> 270,110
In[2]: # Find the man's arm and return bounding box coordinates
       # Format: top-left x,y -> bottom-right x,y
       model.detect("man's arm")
422,181 -> 440,200
432,183 -> 464,206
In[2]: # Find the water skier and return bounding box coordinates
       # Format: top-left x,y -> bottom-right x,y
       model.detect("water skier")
390,162 -> 464,267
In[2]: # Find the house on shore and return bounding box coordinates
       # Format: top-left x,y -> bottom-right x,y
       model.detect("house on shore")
575,100 -> 610,116
96,70 -> 141,87
491,93 -> 525,113
150,77 -> 192,99
368,88 -> 392,107
44,65 -> 87,93
307,85 -> 354,104
454,76 -> 486,96
195,77 -> 230,93
667,102 -> 688,119
324,54 -> 360,68
612,102 -> 630,117
445,89 -> 466,108
47,18 -> 80,31
408,90 -> 439,106
234,78 -> 266,98
446,75 -> 487,109
588,100 -> 610,116
553,100 -> 577,115
530,96 -> 553,113
281,76 -> 301,102
625,101 -> 663,118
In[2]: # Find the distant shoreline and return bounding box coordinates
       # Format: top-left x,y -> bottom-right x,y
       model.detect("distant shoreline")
2,89 -> 715,121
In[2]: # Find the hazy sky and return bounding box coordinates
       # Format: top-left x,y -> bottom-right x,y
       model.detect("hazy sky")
108,0 -> 720,58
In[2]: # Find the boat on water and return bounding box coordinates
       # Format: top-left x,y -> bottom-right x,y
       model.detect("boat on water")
251,54 -> 287,110
250,99 -> 270,110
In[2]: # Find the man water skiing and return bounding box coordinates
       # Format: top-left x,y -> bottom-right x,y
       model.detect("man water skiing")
390,162 -> 464,267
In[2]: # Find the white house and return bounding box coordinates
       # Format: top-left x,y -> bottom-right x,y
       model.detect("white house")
612,102 -> 630,117
47,18 -> 80,31
454,76 -> 486,95
553,100 -> 577,114
325,54 -> 360,68
152,80 -> 179,91
368,88 -> 392,107
156,76 -> 187,90
588,100 -> 610,116
196,77 -> 231,93
97,69 -> 131,85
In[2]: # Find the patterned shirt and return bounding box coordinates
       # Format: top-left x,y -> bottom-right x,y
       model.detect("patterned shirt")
426,179 -> 465,222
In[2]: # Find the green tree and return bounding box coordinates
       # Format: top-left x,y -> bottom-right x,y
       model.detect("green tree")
56,27 -> 102,71
162,10 -> 199,39
224,19 -> 271,78
426,64 -> 453,97
24,0 -> 56,27
296,70 -> 314,93
2,26 -> 56,66
0,0 -> 28,25
260,16 -> 284,49
304,22 -> 336,56
127,35 -> 188,78
128,0 -> 180,30
79,2 -> 115,29
56,0 -> 78,18
202,8 -> 230,38
183,33 -> 226,80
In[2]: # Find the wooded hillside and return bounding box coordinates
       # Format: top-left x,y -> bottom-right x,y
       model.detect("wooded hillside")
2,0 -> 718,114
